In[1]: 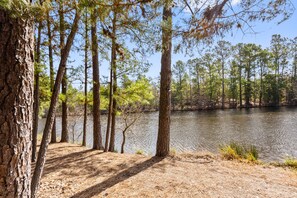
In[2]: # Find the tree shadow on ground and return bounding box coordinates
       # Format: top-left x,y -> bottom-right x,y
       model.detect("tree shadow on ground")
70,156 -> 164,198
40,149 -> 102,176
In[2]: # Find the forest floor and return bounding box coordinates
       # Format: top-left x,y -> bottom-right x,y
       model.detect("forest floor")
36,143 -> 297,198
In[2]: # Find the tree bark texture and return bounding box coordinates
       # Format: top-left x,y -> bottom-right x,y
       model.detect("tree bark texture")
0,9 -> 34,197
156,3 -> 172,157
91,11 -> 103,150
31,11 -> 81,197
108,10 -> 117,152
32,21 -> 42,162
60,1 -> 69,143
47,11 -> 57,143
109,74 -> 117,152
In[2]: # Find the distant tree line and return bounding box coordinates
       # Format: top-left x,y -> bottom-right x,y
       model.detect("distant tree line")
172,35 -> 297,110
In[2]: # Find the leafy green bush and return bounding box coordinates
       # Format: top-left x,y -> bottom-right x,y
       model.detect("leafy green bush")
220,142 -> 259,162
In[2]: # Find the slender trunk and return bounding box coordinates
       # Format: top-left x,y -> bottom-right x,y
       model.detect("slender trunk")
59,1 -> 69,142
0,9 -> 34,197
31,11 -> 81,197
83,11 -> 88,147
109,72 -> 117,152
121,130 -> 126,154
47,11 -> 57,143
105,10 -> 117,152
156,2 -> 172,157
105,64 -> 113,152
91,10 -> 103,150
32,21 -> 42,162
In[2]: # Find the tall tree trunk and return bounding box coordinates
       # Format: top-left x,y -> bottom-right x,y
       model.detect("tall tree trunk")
32,21 -> 42,162
109,69 -> 117,152
83,10 -> 88,147
0,8 -> 34,197
105,10 -> 117,152
59,1 -> 69,143
31,11 -> 81,197
105,66 -> 113,152
91,10 -> 104,150
109,11 -> 117,151
156,2 -> 172,157
61,71 -> 69,142
47,10 -> 57,143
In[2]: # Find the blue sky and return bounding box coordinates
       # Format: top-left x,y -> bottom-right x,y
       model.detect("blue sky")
67,1 -> 297,87
143,1 -> 297,80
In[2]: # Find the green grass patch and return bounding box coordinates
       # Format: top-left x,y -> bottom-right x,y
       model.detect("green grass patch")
135,149 -> 144,155
284,157 -> 297,169
220,142 -> 259,162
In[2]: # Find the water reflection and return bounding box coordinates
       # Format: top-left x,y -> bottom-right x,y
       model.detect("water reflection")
38,107 -> 297,162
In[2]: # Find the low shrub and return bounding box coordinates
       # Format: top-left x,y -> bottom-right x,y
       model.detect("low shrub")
135,149 -> 144,155
284,157 -> 297,169
220,142 -> 259,162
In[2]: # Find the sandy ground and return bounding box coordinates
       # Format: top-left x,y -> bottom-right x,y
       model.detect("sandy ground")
36,143 -> 297,198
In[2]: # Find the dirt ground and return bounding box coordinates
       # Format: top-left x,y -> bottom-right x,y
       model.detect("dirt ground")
36,143 -> 297,198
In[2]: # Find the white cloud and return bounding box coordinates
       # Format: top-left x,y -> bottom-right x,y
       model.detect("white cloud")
178,0 -> 241,13
231,0 -> 241,6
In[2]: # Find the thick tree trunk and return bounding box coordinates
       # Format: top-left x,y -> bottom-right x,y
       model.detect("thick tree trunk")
31,11 -> 80,197
61,71 -> 69,142
32,21 -> 42,162
0,9 -> 34,197
83,11 -> 88,147
47,11 -> 57,143
156,2 -> 172,157
91,10 -> 104,150
60,1 -> 69,143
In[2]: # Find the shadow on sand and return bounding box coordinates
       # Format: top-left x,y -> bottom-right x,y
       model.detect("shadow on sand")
70,156 -> 164,198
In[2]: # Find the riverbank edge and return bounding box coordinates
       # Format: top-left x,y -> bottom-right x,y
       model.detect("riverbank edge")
36,142 -> 297,197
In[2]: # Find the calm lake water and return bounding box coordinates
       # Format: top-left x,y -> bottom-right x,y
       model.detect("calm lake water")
38,107 -> 297,162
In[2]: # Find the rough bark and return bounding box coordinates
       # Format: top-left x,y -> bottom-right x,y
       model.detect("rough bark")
156,2 -> 172,157
61,70 -> 69,142
91,10 -> 104,150
32,21 -> 42,162
31,11 -> 81,197
47,10 -> 57,143
0,9 -> 34,197
108,9 -> 117,152
60,1 -> 69,143
105,12 -> 117,152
